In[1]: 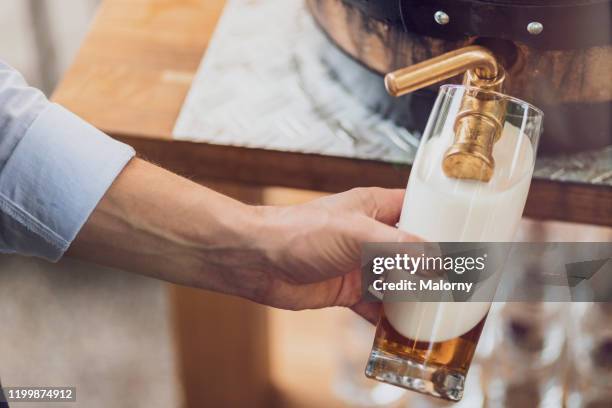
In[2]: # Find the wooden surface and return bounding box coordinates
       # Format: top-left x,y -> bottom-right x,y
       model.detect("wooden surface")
170,286 -> 271,407
52,0 -> 611,227
53,0 -> 224,140
269,308 -> 374,408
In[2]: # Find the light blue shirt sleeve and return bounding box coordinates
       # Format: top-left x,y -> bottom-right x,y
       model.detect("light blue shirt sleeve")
0,61 -> 135,261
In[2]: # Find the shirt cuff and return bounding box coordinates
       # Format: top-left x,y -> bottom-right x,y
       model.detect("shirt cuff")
0,103 -> 135,261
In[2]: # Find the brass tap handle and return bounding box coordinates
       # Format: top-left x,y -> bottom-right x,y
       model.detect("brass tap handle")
384,46 -> 507,182
443,85 -> 507,182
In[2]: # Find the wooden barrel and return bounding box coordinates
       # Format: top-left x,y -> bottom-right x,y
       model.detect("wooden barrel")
307,0 -> 612,153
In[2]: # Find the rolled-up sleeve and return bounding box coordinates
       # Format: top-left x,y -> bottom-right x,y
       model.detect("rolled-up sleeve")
0,61 -> 135,261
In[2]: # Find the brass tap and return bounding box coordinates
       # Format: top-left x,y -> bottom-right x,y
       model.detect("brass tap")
385,46 -> 507,182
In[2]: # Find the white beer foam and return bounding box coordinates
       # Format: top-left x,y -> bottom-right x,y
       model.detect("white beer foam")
386,123 -> 534,342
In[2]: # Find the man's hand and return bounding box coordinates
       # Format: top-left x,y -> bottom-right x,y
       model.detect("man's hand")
239,188 -> 419,322
68,159 -> 419,322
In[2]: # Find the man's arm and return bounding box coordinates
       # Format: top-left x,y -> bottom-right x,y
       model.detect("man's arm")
68,158 -> 415,321
0,61 -> 416,320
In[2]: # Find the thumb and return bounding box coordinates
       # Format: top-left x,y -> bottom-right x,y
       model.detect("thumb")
322,188 -> 406,226
354,217 -> 422,243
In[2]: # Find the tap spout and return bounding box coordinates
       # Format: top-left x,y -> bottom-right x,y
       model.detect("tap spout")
384,45 -> 508,182
384,46 -> 500,97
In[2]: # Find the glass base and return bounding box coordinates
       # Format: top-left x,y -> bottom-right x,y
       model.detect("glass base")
365,348 -> 466,402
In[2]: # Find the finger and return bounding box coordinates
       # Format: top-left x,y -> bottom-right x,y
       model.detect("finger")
350,301 -> 381,325
352,217 -> 423,244
351,187 -> 405,225
326,188 -> 406,225
323,217 -> 421,279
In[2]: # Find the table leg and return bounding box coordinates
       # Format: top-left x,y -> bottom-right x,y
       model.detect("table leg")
169,182 -> 271,407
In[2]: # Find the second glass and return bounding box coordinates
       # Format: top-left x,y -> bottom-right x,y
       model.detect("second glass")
365,85 -> 543,402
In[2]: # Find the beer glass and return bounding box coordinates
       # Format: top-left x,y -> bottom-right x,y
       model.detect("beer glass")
365,85 -> 543,401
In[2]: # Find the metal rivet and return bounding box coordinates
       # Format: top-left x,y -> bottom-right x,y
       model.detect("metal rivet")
527,22 -> 543,35
434,11 -> 450,25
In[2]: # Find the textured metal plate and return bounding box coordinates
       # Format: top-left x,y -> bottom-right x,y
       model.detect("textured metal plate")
173,0 -> 416,164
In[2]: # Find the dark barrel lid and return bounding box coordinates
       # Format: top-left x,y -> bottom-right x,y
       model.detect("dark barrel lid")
344,0 -> 611,49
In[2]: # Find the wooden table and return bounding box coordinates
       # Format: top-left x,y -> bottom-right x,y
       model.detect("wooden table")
52,0 -> 612,227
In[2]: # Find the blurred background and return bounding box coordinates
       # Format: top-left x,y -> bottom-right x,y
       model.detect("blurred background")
0,0 -> 100,94
0,1 -> 611,408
